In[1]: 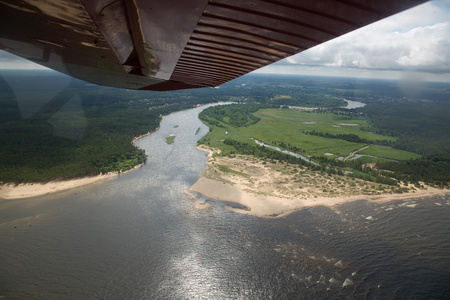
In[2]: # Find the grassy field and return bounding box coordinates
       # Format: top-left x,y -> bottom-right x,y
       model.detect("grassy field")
200,108 -> 419,161
360,145 -> 420,160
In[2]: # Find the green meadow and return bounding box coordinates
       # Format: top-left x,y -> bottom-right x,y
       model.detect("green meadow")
200,107 -> 419,161
359,145 -> 420,160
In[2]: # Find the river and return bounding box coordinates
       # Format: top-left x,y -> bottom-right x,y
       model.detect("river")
1,104 -> 449,299
343,99 -> 366,109
253,138 -> 320,166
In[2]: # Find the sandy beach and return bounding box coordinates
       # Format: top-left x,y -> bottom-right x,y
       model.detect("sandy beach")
187,145 -> 449,218
131,128 -> 158,143
0,161 -> 148,200
0,133 -> 151,201
0,173 -> 119,200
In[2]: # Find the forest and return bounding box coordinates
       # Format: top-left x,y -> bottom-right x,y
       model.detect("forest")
0,70 -> 220,183
358,100 -> 450,157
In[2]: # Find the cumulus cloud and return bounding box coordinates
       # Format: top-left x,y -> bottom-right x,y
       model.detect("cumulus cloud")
272,1 -> 450,78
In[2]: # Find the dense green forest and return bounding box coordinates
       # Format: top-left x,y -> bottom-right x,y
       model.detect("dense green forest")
0,70 -> 221,183
376,155 -> 450,187
358,100 -> 450,156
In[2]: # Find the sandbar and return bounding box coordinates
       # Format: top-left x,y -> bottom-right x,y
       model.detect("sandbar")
0,173 -> 117,200
187,145 -> 449,218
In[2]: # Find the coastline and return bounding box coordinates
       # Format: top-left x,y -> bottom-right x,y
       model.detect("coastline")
187,145 -> 449,218
0,132 -> 152,201
131,127 -> 159,144
0,173 -> 118,200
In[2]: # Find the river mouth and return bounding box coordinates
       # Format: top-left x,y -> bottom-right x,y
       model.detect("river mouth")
187,190 -> 250,210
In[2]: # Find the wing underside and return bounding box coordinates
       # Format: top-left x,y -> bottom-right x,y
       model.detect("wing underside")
0,0 -> 427,91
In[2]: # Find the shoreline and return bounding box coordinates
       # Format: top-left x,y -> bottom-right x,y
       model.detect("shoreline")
131,127 -> 159,144
187,145 -> 449,218
0,173 -> 117,200
0,131 -> 153,201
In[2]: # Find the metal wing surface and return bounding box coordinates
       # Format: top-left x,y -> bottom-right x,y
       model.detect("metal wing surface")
0,0 -> 427,91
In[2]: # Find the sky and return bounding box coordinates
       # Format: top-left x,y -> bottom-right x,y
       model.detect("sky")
255,0 -> 450,82
1,0 -> 449,82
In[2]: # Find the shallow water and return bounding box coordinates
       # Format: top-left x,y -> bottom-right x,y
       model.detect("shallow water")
343,99 -> 366,109
1,105 -> 449,299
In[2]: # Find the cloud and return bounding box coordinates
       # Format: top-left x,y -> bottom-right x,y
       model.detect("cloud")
268,1 -> 450,78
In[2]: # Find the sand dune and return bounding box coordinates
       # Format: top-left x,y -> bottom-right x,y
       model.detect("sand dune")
0,173 -> 117,200
187,146 -> 449,218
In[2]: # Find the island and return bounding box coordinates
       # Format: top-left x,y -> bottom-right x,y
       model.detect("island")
166,134 -> 176,144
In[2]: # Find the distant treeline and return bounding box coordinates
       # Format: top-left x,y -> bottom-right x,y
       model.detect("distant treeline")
303,130 -> 392,146
270,95 -> 346,108
360,100 -> 450,157
375,155 -> 450,187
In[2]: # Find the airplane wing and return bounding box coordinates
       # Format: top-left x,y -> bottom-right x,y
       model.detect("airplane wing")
0,0 -> 427,91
